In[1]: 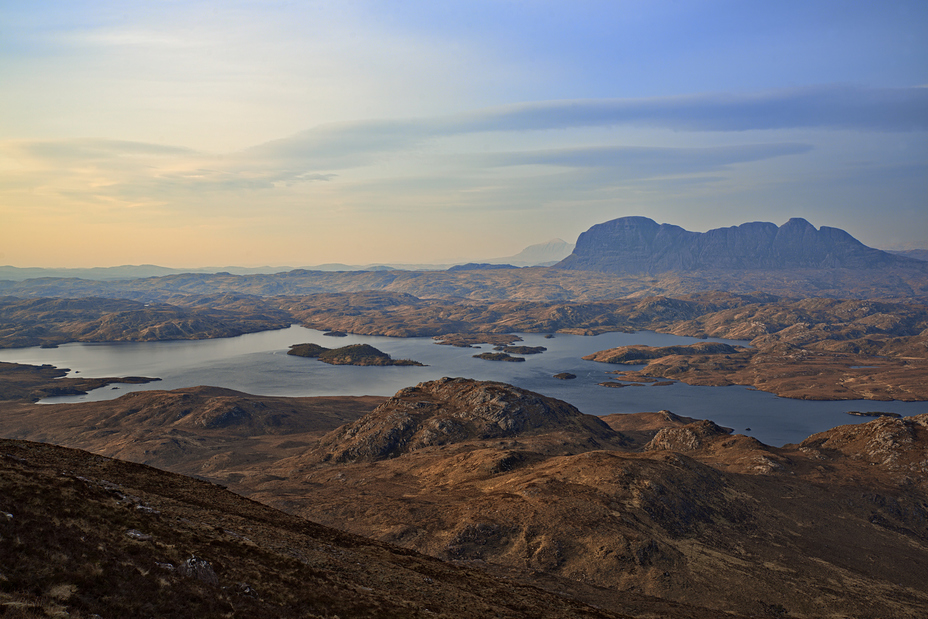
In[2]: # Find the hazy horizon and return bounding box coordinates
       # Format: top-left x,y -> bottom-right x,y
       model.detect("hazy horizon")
2,1 -> 926,269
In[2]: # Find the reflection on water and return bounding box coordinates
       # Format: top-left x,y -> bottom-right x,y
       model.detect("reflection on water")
0,325 -> 924,446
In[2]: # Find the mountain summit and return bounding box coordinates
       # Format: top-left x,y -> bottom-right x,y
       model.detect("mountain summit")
555,216 -> 924,275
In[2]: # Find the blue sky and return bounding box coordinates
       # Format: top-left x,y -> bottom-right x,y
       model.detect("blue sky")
1,0 -> 926,267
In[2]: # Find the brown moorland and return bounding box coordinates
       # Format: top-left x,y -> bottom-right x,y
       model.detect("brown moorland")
0,438 -> 632,619
3,369 -> 927,618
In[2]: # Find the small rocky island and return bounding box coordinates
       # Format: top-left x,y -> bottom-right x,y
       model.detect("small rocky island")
287,343 -> 424,366
846,410 -> 901,418
472,352 -> 526,362
433,333 -> 522,348
493,345 -> 546,355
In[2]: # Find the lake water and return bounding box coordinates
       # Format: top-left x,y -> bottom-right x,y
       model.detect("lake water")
1,325 -> 924,446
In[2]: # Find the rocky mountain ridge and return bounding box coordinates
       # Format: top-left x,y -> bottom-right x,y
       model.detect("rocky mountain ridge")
556,216 -> 926,274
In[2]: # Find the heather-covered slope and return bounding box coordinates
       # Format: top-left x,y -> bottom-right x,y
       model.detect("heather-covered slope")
0,438 -> 625,619
4,375 -> 928,617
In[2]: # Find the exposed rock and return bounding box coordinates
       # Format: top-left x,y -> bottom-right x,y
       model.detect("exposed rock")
124,529 -> 152,542
178,556 -> 220,586
315,378 -> 622,462
0,296 -> 291,349
645,420 -> 733,452
800,413 -> 928,471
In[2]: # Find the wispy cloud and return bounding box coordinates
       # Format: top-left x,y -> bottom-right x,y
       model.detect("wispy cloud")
472,143 -> 813,174
2,85 -> 921,214
244,85 -> 925,174
442,85 -> 928,133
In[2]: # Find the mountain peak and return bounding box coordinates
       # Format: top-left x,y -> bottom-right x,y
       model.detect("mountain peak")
555,216 -> 925,274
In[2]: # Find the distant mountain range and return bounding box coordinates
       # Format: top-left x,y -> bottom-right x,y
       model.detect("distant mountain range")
0,240 -> 575,282
1,219 -> 925,301
483,238 -> 575,266
890,249 -> 928,262
555,216 -> 926,274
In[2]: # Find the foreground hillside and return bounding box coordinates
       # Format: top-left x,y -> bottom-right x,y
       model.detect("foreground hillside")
0,438 -> 629,619
3,371 -> 927,617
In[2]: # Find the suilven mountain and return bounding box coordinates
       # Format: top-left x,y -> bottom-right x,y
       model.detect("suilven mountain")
555,216 -> 926,274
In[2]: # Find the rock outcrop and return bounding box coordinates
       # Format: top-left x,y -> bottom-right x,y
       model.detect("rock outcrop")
555,216 -> 926,274
315,377 -> 622,462
645,419 -> 732,452
800,412 -> 928,475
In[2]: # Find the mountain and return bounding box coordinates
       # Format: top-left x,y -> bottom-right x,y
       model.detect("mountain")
889,248 -> 928,262
485,238 -> 575,266
555,216 -> 927,274
0,264 -> 299,281
0,237 -> 576,283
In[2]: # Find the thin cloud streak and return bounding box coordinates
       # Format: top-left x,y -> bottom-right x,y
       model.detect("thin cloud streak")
246,85 -> 925,171
474,143 -> 814,173
442,85 -> 928,134
0,85 -> 919,231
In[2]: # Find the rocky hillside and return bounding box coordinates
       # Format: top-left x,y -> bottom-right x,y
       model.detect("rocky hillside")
256,397 -> 928,618
0,438 -> 624,619
555,216 -> 927,275
314,377 -> 625,463
3,373 -> 928,617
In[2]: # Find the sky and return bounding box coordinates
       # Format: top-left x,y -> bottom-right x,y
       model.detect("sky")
1,0 -> 926,268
